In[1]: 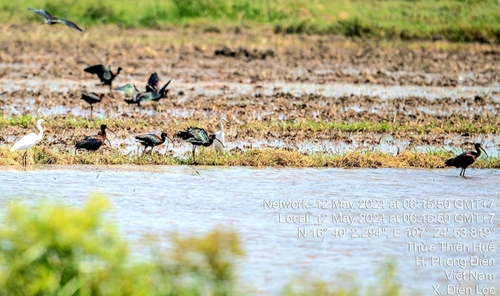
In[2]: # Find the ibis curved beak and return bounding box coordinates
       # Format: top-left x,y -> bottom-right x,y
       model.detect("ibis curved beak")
166,135 -> 174,147
105,127 -> 118,137
214,138 -> 224,147
480,146 -> 489,159
104,127 -> 117,147
163,135 -> 175,155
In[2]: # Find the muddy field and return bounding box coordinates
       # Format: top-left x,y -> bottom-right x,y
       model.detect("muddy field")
0,24 -> 499,158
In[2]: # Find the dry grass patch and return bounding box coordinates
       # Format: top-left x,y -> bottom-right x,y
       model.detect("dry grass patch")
2,146 -> 499,169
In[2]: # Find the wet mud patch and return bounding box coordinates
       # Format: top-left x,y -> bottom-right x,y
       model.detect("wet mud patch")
0,24 -> 499,165
214,46 -> 275,60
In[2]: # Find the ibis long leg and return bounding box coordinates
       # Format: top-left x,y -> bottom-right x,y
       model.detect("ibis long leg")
192,145 -> 196,163
109,85 -> 115,98
23,151 -> 27,167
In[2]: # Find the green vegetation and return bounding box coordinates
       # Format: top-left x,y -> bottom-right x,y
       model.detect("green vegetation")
2,114 -> 500,135
285,261 -> 402,296
0,196 -> 417,295
1,115 -> 499,168
1,0 -> 500,42
0,195 -> 244,295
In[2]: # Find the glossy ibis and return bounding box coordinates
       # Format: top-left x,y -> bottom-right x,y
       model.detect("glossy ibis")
84,65 -> 122,92
145,73 -> 172,102
75,124 -> 117,152
10,119 -> 45,167
28,8 -> 83,32
135,132 -> 174,154
176,127 -> 223,163
445,143 -> 488,177
115,83 -> 163,106
81,92 -> 104,119
213,118 -> 229,151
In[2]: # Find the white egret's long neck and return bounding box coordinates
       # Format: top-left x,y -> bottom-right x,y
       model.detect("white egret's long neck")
220,119 -> 225,131
37,122 -> 44,141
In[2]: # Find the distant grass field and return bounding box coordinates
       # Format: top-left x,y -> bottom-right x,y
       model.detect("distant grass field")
2,0 -> 500,43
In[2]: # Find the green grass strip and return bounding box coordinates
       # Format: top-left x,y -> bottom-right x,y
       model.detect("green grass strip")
1,0 -> 500,42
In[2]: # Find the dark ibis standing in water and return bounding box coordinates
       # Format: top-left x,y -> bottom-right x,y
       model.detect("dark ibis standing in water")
81,92 -> 104,119
75,124 -> 117,152
176,127 -> 223,163
27,8 -> 83,32
135,132 -> 174,154
84,64 -> 122,92
445,143 -> 488,177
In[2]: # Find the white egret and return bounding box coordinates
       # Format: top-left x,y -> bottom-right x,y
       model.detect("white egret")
213,118 -> 228,151
10,119 -> 45,167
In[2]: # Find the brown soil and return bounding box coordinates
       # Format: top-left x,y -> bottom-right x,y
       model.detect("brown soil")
0,24 -> 499,151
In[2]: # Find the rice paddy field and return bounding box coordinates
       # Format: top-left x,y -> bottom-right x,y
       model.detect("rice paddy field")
0,0 -> 499,295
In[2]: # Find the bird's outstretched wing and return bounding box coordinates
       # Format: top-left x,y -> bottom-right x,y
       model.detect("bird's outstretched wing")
137,91 -> 161,102
146,73 -> 160,92
114,84 -> 139,96
27,8 -> 54,20
102,66 -> 112,80
57,19 -> 83,32
158,78 -> 173,95
84,64 -> 106,75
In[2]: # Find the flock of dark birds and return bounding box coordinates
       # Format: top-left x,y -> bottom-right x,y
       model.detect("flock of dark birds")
82,68 -> 173,114
10,8 -> 489,174
72,123 -> 222,163
11,8 -> 226,165
78,58 -> 224,163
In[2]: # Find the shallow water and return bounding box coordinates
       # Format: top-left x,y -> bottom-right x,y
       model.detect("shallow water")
0,166 -> 498,295
3,78 -> 500,100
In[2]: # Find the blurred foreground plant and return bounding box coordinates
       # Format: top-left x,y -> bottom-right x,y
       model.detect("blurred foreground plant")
0,195 -> 244,296
284,261 -> 403,296
0,195 -> 420,296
